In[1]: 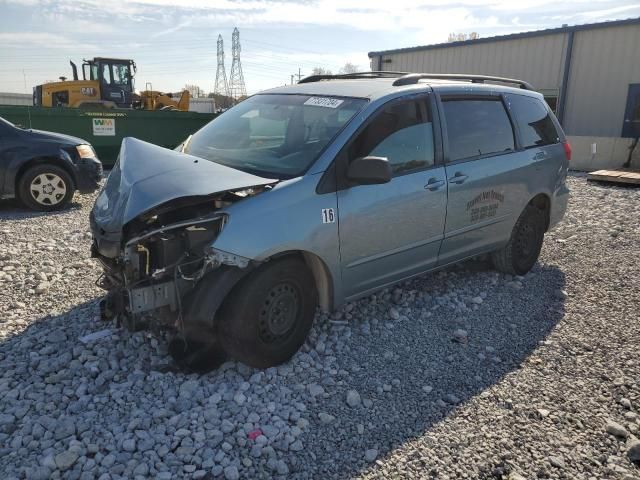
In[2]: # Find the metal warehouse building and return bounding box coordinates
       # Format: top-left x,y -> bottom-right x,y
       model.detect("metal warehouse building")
368,18 -> 640,171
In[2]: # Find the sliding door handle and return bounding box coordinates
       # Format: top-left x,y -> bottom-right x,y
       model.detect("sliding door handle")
424,179 -> 445,191
449,173 -> 468,184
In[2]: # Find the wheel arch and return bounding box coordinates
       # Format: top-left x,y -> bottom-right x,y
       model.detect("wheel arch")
527,192 -> 551,231
183,249 -> 335,330
15,155 -> 77,194
267,250 -> 334,312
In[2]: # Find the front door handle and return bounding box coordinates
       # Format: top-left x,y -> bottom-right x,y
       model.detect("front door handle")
449,173 -> 468,184
424,179 -> 445,191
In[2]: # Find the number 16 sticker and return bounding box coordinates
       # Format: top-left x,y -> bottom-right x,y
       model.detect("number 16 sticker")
321,208 -> 335,223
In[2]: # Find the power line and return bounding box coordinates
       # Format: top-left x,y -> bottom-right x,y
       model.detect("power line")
0,36 -> 350,68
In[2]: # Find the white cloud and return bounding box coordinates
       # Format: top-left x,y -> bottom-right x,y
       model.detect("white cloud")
565,4 -> 640,19
0,0 -> 610,31
2,0 -> 637,94
0,32 -> 77,48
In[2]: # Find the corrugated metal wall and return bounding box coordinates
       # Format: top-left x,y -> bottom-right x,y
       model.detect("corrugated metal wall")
379,34 -> 567,92
373,23 -> 640,138
563,24 -> 640,136
0,92 -> 32,106
189,98 -> 216,113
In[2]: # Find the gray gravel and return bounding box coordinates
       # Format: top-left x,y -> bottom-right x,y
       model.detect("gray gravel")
0,174 -> 639,479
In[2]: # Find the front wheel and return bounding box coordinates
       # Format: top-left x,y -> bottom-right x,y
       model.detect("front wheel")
218,258 -> 317,368
18,164 -> 74,211
492,204 -> 546,275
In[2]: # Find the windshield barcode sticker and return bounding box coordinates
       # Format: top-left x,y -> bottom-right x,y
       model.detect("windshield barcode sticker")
304,97 -> 344,108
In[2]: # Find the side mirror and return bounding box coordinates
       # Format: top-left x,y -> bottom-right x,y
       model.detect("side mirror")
346,156 -> 392,185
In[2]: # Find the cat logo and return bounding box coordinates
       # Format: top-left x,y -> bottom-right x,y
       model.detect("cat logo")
81,87 -> 96,96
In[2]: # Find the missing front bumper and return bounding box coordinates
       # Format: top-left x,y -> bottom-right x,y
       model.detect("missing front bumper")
130,281 -> 177,314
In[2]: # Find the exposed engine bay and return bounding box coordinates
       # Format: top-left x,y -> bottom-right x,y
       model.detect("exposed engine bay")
91,186 -> 269,333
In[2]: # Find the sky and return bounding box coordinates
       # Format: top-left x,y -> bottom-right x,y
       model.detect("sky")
1,0 -> 639,95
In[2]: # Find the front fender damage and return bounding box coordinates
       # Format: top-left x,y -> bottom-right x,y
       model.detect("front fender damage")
91,186 -> 270,371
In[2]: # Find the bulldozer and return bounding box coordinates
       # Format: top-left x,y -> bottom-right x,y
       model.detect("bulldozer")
33,58 -> 190,111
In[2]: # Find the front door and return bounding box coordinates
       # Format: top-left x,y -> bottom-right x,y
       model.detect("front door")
337,96 -> 447,299
622,84 -> 640,138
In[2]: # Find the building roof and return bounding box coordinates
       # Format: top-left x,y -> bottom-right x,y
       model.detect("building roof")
368,16 -> 640,58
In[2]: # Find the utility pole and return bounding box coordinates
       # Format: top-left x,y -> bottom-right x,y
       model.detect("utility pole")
290,68 -> 303,85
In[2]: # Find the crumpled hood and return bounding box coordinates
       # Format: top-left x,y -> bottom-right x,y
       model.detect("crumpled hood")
91,137 -> 276,233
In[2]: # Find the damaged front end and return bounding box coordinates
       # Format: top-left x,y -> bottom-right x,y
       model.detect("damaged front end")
90,138 -> 275,331
92,194 -> 257,330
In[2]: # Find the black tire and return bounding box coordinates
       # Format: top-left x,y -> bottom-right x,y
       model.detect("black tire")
18,164 -> 74,211
492,204 -> 546,275
218,258 -> 318,368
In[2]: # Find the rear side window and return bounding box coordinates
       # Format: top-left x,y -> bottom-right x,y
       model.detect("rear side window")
349,99 -> 434,175
506,94 -> 560,148
442,98 -> 515,162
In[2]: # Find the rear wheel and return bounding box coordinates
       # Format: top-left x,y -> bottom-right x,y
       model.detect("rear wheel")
218,258 -> 317,368
18,164 -> 74,211
492,204 -> 546,275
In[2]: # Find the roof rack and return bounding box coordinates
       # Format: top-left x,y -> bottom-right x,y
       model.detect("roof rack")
298,71 -> 410,84
297,70 -> 534,91
391,73 -> 534,90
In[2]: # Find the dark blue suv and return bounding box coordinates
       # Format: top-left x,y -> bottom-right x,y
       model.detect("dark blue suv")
0,116 -> 103,211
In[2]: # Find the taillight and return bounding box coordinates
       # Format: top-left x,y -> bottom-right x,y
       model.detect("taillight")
563,141 -> 572,161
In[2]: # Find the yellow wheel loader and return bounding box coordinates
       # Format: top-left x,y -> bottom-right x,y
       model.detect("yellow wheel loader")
33,58 -> 190,111
139,83 -> 191,111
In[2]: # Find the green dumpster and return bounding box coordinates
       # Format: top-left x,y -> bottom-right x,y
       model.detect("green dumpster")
0,105 -> 218,167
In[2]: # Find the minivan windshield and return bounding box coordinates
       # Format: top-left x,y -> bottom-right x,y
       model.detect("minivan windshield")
184,94 -> 367,178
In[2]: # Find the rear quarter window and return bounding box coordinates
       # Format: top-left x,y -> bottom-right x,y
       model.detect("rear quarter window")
441,98 -> 515,162
506,94 -> 560,148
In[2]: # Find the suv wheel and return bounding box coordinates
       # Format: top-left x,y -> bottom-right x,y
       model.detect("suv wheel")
218,258 -> 317,368
492,204 -> 546,275
18,164 -> 74,211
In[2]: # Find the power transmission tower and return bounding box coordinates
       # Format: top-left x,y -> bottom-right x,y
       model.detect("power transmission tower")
229,27 -> 247,101
214,34 -> 229,104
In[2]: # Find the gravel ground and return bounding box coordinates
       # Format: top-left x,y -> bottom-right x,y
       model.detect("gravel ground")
0,174 -> 638,480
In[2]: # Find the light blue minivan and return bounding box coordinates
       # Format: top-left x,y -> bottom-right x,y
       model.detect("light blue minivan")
91,72 -> 570,369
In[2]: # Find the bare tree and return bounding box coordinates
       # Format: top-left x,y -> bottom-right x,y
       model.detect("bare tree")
184,84 -> 204,98
208,92 -> 234,110
311,67 -> 333,76
339,62 -> 359,74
